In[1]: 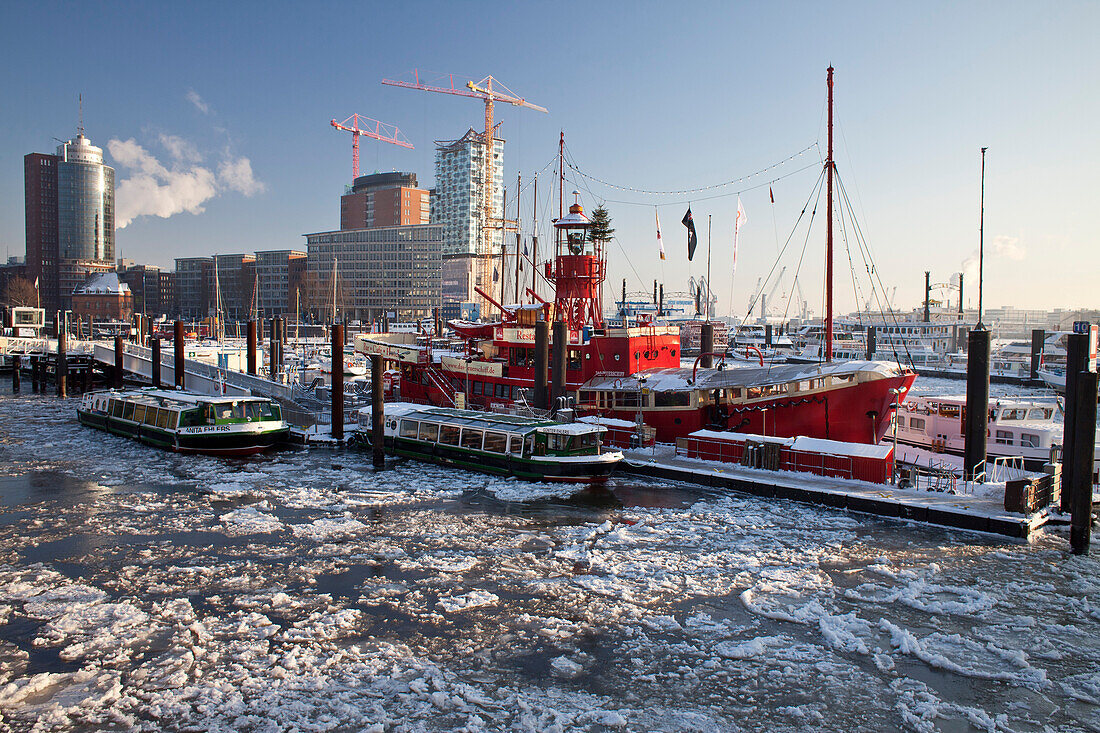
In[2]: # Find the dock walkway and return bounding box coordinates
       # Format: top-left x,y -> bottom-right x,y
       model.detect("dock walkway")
620,445 -> 1048,540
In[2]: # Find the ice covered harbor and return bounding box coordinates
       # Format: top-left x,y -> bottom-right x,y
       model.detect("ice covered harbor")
0,390 -> 1097,732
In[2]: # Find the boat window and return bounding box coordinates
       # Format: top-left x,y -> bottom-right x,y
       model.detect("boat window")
495,383 -> 507,399
110,399 -> 122,417
576,433 -> 597,450
546,434 -> 573,452
460,428 -> 483,450
524,435 -> 535,455
615,391 -> 639,408
157,409 -> 170,429
259,402 -> 279,421
439,425 -> 460,445
472,381 -> 483,396
418,423 -> 440,442
400,420 -> 419,438
133,405 -> 147,424
579,391 -> 596,405
232,403 -> 247,420
909,417 -> 926,430
995,430 -> 1014,445
483,431 -> 507,453
1001,408 -> 1025,421
215,404 -> 233,420
511,386 -> 523,401
168,411 -> 178,429
121,401 -> 135,421
655,391 -> 691,407
145,407 -> 159,426
938,404 -> 961,418
1020,433 -> 1040,448
1027,408 -> 1051,420
245,403 -> 261,422
831,375 -> 855,385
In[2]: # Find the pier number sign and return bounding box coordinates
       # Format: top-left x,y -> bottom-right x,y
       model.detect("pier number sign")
1080,322 -> 1099,371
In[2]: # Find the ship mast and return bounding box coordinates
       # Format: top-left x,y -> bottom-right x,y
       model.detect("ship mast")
825,66 -> 835,362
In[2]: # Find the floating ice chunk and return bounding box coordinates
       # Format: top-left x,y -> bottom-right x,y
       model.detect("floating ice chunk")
219,506 -> 285,536
289,516 -> 367,541
714,636 -> 782,659
437,590 -> 499,613
550,655 -> 584,678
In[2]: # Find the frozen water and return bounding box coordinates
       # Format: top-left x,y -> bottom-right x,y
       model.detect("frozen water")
0,387 -> 1097,731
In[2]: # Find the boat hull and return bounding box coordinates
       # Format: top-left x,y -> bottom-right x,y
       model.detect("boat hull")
355,433 -> 620,483
78,410 -> 288,457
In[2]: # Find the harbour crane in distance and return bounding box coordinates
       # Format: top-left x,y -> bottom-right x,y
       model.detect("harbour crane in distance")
381,70 -> 547,263
330,114 -> 414,181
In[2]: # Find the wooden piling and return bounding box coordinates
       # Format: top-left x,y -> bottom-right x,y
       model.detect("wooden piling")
269,318 -> 278,381
30,356 -> 39,393
246,320 -> 257,375
113,335 -> 124,389
371,354 -> 385,468
551,319 -> 567,410
151,338 -> 162,388
1070,369 -> 1098,555
56,331 -> 67,398
700,322 -> 714,368
1061,333 -> 1088,512
963,328 -> 990,481
331,323 -> 344,441
173,321 -> 185,389
534,318 -> 549,410
1030,329 -> 1045,381
11,355 -> 20,393
866,325 -> 877,361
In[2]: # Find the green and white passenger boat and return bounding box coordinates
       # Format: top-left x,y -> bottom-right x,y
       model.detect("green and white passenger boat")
77,388 -> 290,456
355,403 -> 623,483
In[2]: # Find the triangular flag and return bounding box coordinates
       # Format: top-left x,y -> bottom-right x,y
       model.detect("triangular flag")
682,208 -> 698,261
769,186 -> 774,204
655,209 -> 665,261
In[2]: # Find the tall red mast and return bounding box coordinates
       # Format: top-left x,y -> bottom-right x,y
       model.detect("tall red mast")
825,66 -> 835,362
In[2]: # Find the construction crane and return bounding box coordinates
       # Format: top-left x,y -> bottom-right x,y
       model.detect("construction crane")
329,114 -> 413,181
382,70 -> 547,260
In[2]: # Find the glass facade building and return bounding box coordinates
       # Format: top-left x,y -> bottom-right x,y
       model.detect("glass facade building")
56,134 -> 114,262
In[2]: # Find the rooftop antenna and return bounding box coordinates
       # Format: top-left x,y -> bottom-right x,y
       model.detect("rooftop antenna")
78,94 -> 84,135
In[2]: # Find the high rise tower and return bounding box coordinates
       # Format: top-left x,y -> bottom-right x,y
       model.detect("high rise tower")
25,130 -> 116,313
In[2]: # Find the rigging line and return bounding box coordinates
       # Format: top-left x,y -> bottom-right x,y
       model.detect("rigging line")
835,171 -> 909,368
596,161 -> 821,207
565,142 -> 820,196
837,187 -> 866,337
742,165 -> 826,338
777,173 -> 826,364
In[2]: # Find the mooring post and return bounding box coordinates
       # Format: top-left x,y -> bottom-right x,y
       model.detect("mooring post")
700,322 -> 714,369
1030,329 -> 1045,382
151,337 -> 162,388
371,354 -> 385,468
963,328 -> 990,481
866,325 -> 877,361
1061,333 -> 1088,512
113,335 -> 124,389
269,318 -> 278,381
551,319 -> 567,411
56,330 -> 67,398
11,355 -> 20,394
534,318 -> 549,410
331,323 -> 344,441
246,320 -> 257,375
173,321 -> 185,389
1070,370 -> 1097,554
30,356 -> 39,393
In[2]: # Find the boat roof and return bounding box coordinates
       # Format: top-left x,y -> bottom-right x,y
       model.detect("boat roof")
90,387 -> 272,409
582,360 -> 906,391
380,403 -> 606,436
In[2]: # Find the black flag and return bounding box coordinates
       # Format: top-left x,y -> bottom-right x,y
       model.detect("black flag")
682,208 -> 698,261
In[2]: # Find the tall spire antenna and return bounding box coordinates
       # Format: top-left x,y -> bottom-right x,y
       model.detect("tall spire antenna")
78,94 -> 84,135
825,66 -> 835,362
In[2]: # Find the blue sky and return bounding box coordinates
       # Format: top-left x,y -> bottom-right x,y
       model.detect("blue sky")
1,1 -> 1096,316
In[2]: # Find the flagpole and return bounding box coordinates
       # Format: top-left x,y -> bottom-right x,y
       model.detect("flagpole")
706,215 -> 712,322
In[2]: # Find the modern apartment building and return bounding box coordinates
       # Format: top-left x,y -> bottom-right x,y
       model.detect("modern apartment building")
174,257 -> 212,319
24,131 -> 116,313
433,130 -> 504,305
340,172 -> 430,230
304,224 -> 442,322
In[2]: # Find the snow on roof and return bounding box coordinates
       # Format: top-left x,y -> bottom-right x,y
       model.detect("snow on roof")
689,429 -> 794,446
687,429 -> 893,459
578,415 -> 639,429
73,272 -> 130,295
583,360 -> 903,392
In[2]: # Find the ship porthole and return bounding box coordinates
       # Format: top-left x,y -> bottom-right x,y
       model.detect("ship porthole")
674,418 -> 682,425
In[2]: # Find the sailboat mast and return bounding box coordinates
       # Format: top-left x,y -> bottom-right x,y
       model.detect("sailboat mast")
514,172 -> 522,307
825,66 -> 835,362
558,132 -> 564,253
331,257 -> 337,324
531,174 -> 538,302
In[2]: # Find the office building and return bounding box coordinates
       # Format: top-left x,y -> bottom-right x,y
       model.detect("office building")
174,257 -> 212,319
119,264 -> 166,316
25,131 -> 116,313
304,224 -> 442,322
210,254 -> 255,320
254,249 -> 306,317
340,172 -> 430,230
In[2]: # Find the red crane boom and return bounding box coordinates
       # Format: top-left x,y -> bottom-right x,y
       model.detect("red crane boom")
330,114 -> 413,180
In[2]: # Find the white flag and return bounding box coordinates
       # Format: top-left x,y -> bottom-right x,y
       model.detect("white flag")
733,196 -> 746,277
655,208 -> 665,261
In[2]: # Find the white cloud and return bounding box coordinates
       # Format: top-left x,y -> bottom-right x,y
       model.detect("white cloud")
218,157 -> 265,196
186,89 -> 210,114
108,136 -> 264,229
